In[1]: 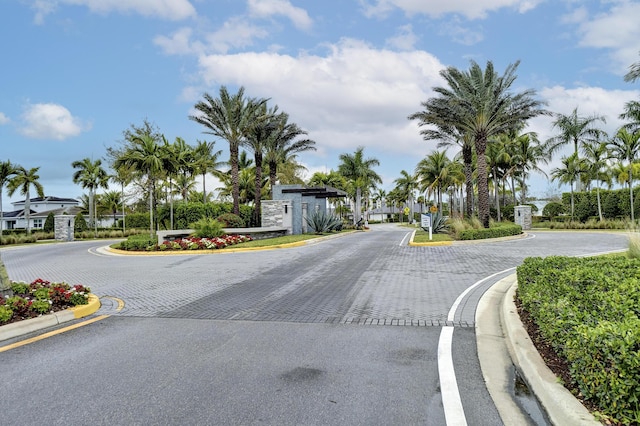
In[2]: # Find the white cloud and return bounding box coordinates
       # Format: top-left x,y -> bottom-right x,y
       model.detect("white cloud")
248,0 -> 313,31
359,0 -> 544,20
0,112 -> 9,125
19,103 -> 89,140
439,17 -> 484,45
191,39 -> 445,162
154,27 -> 205,56
385,25 -> 418,51
569,1 -> 640,73
32,0 -> 196,23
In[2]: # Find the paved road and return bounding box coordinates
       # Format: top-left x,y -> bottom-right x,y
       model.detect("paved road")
0,225 -> 628,425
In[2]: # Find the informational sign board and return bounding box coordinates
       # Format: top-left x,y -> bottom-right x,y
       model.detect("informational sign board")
421,213 -> 431,229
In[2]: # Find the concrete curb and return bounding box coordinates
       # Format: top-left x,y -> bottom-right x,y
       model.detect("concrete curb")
0,294 -> 101,342
477,274 -> 600,425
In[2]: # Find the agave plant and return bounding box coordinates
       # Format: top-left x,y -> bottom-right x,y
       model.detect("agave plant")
422,212 -> 449,234
305,210 -> 342,234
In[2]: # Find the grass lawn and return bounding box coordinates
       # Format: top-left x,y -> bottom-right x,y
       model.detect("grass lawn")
227,233 -> 327,248
412,229 -> 453,243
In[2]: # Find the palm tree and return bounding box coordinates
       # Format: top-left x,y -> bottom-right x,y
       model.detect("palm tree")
508,132 -> 549,204
193,140 -> 223,204
582,141 -> 612,221
393,170 -> 417,223
114,134 -> 164,237
550,153 -> 585,220
111,163 -> 135,233
72,158 -> 109,235
0,160 -> 18,242
546,107 -> 607,165
338,147 -> 381,225
100,190 -> 122,226
190,86 -> 267,215
607,128 -> 640,221
409,60 -> 547,227
264,112 -> 316,195
415,150 -> 451,213
173,174 -> 198,202
7,166 -> 45,234
624,51 -> 640,83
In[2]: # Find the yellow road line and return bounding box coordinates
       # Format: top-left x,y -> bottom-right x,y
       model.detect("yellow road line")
101,296 -> 125,311
0,315 -> 110,353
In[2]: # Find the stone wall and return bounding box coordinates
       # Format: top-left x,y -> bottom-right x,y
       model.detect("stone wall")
262,200 -> 286,228
514,205 -> 532,230
54,215 -> 75,241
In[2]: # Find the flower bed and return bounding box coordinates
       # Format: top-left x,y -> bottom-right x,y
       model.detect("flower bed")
0,278 -> 91,325
153,235 -> 253,251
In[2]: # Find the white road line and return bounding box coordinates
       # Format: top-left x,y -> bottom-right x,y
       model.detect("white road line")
447,268 -> 516,322
438,326 -> 467,426
399,231 -> 412,246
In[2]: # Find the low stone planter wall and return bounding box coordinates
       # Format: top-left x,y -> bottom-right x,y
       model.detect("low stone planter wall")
156,227 -> 289,244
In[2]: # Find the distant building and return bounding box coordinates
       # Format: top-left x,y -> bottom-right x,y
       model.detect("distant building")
0,196 -> 82,231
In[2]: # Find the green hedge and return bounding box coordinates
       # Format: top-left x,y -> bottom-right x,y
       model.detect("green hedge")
156,202 -> 255,229
517,256 -> 640,424
458,224 -> 522,240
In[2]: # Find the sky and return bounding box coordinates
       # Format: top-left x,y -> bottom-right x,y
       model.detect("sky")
1,0 -> 640,207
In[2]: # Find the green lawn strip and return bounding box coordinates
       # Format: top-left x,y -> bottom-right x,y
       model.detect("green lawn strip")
412,230 -> 453,243
227,233 -> 336,248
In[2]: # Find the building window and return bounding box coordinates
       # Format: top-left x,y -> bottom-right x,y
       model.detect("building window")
33,219 -> 43,228
7,221 -> 15,230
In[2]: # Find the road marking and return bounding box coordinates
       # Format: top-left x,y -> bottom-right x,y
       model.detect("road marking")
0,315 -> 110,353
447,268 -> 516,322
101,296 -> 125,311
399,231 -> 412,246
438,326 -> 467,426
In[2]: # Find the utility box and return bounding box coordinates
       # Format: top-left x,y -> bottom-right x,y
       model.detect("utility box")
514,205 -> 532,230
54,215 -> 75,241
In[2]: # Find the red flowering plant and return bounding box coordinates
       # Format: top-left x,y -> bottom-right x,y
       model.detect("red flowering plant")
152,235 -> 252,251
0,278 -> 91,325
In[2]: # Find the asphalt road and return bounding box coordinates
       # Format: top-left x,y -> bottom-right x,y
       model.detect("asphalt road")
0,225 -> 629,425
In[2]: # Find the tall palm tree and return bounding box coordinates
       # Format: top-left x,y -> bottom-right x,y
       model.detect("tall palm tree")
607,128 -> 640,221
264,112 -> 316,195
550,153 -> 585,220
190,86 -> 267,215
393,170 -> 417,223
111,163 -> 135,233
72,158 -> 109,235
100,190 -> 122,226
0,160 -> 18,242
193,140 -> 223,204
415,150 -> 452,213
508,132 -> 549,204
409,60 -> 547,227
582,141 -> 612,221
173,174 -> 198,202
546,107 -> 607,163
338,147 -> 381,225
114,134 -> 164,236
7,166 -> 45,234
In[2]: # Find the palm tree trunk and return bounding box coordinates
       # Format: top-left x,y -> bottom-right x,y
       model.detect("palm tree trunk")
202,172 -> 207,204
630,169 -> 635,222
596,186 -> 603,221
494,166 -> 501,222
254,154 -> 263,226
570,183 -> 575,220
355,187 -> 362,225
463,144 -> 473,218
231,142 -> 240,215
24,191 -> 31,235
149,181 -> 154,238
121,182 -> 126,234
476,138 -> 490,228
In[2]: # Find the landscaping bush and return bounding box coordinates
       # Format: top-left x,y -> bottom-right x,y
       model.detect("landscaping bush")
116,234 -> 156,251
74,212 -> 88,232
517,256 -> 640,424
191,218 -> 224,238
216,213 -> 245,228
305,211 -> 342,234
121,212 -> 150,229
44,212 -> 55,233
458,223 -> 522,240
542,202 -> 565,219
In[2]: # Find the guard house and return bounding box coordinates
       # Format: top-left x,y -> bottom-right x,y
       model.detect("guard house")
262,185 -> 347,235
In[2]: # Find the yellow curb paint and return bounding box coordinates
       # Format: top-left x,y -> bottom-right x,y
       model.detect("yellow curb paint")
101,296 -> 125,311
409,241 -> 454,246
69,294 -> 101,319
0,315 -> 110,353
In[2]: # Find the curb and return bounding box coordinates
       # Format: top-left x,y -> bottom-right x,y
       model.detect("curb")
477,274 -> 599,425
0,294 -> 101,342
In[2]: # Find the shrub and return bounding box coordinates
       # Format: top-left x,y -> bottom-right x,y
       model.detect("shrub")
0,305 -> 12,323
458,224 -> 522,240
517,256 -> 640,424
191,217 -> 224,238
74,212 -> 88,232
117,234 -> 156,251
44,212 -> 55,233
542,202 -> 565,219
11,281 -> 29,294
121,212 -> 150,229
216,213 -> 245,228
305,211 -> 342,234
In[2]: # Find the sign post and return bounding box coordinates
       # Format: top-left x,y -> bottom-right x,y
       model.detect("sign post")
421,213 -> 432,241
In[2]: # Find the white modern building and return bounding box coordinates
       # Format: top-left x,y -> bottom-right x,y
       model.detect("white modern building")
1,196 -> 82,231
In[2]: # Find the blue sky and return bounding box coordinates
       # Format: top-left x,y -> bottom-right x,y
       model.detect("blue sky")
1,0 -> 639,206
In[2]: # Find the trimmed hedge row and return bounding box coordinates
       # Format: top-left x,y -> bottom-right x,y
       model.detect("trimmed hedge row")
517,256 -> 640,424
458,224 -> 522,240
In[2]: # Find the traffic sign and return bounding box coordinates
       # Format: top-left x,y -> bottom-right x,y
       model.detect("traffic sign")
430,205 -> 438,213
404,207 -> 410,215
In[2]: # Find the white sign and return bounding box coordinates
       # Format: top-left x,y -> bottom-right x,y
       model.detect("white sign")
421,213 -> 431,229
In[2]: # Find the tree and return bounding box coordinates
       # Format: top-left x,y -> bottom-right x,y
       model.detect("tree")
7,166 -> 45,234
409,60 -> 547,227
393,170 -> 417,223
0,160 -> 18,243
193,140 -> 223,204
111,163 -> 135,233
338,147 -> 381,224
550,153 -> 585,220
415,150 -> 451,214
582,141 -> 612,221
100,190 -> 122,226
114,134 -> 164,237
624,51 -> 640,83
607,128 -> 640,221
546,107 -> 607,160
72,157 -> 109,235
508,132 -> 549,204
264,112 -> 316,195
190,86 -> 267,215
